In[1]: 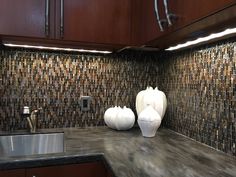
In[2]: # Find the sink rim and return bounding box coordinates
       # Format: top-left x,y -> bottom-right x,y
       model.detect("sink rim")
0,131 -> 65,157
0,130 -> 64,136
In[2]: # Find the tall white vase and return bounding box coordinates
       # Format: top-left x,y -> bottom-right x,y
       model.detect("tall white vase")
136,87 -> 167,119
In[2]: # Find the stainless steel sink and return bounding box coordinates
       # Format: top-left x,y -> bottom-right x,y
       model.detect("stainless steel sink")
0,132 -> 64,157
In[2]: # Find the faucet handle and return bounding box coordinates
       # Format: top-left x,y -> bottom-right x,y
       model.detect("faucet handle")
23,106 -> 30,114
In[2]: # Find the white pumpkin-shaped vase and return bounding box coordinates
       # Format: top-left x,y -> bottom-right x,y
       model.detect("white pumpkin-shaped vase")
138,106 -> 162,137
136,87 -> 167,119
115,106 -> 135,130
104,106 -> 118,129
104,106 -> 135,130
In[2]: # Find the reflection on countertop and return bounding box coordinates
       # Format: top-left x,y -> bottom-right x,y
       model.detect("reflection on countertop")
0,127 -> 235,177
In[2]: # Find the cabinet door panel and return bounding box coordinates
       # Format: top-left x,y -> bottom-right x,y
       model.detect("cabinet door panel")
0,169 -> 25,177
169,0 -> 236,31
132,0 -> 236,45
0,0 -> 52,38
26,162 -> 108,177
56,0 -> 131,45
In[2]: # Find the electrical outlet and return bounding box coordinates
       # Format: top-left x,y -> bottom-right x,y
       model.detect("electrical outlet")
80,96 -> 92,111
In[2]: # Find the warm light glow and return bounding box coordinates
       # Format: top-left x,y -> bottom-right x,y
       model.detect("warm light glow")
165,28 -> 236,51
3,43 -> 112,54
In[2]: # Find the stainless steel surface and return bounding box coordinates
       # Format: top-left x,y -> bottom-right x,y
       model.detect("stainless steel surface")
60,0 -> 64,38
154,0 -> 164,31
0,132 -> 64,157
45,0 -> 49,36
163,0 -> 172,26
28,110 -> 37,133
26,108 -> 42,133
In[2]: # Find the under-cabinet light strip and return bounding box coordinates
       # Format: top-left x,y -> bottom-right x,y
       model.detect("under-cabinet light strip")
3,43 -> 112,54
165,27 -> 236,51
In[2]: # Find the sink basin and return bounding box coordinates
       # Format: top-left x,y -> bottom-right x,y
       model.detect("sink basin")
0,132 -> 64,157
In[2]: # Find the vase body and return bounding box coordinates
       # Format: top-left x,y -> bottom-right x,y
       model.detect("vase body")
138,106 -> 161,137
104,106 -> 135,130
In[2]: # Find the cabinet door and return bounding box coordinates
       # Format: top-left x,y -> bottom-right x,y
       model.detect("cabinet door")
0,169 -> 25,177
55,0 -> 131,45
0,0 -> 54,39
168,0 -> 236,32
26,162 -> 108,177
132,0 -> 236,46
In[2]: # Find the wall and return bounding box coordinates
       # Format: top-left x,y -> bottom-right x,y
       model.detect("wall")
0,48 -> 159,131
159,39 -> 236,156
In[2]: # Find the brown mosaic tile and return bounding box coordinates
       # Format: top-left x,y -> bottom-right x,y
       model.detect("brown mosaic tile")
0,38 -> 235,157
159,39 -> 236,156
0,49 -> 159,131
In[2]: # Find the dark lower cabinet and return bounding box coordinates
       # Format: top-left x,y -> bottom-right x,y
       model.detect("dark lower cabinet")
0,161 -> 113,177
26,162 -> 108,177
0,169 -> 25,177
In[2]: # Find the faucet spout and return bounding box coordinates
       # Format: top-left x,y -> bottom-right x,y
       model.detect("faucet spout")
26,108 -> 42,133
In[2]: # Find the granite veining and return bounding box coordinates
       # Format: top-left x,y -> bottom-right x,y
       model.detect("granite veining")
0,127 -> 235,177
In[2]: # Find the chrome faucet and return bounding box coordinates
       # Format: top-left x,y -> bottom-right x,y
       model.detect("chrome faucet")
25,108 -> 42,133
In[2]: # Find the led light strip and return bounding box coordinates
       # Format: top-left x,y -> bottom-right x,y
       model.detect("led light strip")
3,43 -> 112,54
165,28 -> 236,51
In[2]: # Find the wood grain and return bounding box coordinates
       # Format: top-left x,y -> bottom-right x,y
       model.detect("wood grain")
0,169 -> 25,177
26,162 -> 108,177
55,0 -> 131,45
0,0 -> 55,39
132,0 -> 236,46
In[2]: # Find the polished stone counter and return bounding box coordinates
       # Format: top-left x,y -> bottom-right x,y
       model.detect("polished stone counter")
0,127 -> 236,177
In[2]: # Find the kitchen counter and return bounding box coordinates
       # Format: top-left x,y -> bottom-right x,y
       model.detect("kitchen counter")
0,127 -> 235,177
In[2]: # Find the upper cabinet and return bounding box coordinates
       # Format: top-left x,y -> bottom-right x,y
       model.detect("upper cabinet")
168,0 -> 236,30
132,0 -> 236,48
0,0 -> 235,50
55,0 -> 131,45
0,0 -> 53,39
0,0 -> 131,48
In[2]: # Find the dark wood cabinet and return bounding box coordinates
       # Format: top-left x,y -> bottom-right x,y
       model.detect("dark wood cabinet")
26,162 -> 109,177
0,169 -> 25,177
168,0 -> 235,31
0,0 -> 54,39
0,161 -> 113,177
0,0 -> 131,47
1,0 -> 235,49
55,0 -> 131,45
132,0 -> 236,48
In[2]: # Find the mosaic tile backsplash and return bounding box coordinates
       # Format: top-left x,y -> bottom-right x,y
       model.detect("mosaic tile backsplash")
159,39 -> 236,156
0,49 -> 159,131
0,38 -> 235,157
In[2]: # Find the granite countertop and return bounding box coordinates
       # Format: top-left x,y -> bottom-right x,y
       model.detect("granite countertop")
0,127 -> 236,177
